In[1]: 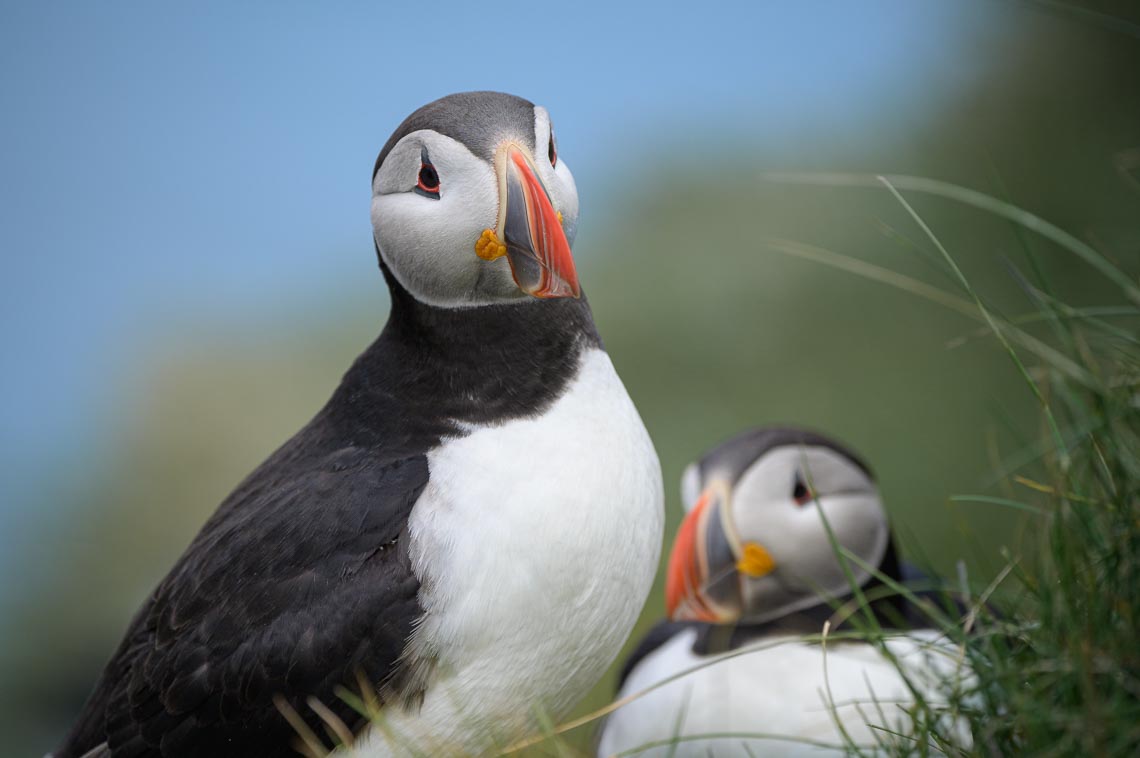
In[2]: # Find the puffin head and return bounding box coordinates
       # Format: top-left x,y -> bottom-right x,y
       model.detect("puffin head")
666,427 -> 890,625
371,91 -> 580,308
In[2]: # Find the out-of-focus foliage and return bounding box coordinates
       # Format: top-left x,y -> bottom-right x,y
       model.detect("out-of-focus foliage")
3,4 -> 1139,755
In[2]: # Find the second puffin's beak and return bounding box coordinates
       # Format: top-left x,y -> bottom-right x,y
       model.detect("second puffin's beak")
665,485 -> 778,622
489,144 -> 580,299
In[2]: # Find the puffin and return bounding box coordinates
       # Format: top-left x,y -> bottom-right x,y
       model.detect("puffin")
59,91 -> 664,758
597,427 -> 971,757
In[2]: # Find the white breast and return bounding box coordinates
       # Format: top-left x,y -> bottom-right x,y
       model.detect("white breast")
597,629 -> 973,757
353,347 -> 663,756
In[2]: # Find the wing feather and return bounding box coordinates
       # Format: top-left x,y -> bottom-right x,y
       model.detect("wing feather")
59,443 -> 428,758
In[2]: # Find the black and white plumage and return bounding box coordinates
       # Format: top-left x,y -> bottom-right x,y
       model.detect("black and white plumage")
598,428 -> 970,757
60,92 -> 663,758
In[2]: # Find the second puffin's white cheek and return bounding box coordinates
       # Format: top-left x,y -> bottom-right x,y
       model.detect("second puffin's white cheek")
734,502 -> 831,590
783,494 -> 888,593
821,493 -> 890,569
736,451 -> 803,502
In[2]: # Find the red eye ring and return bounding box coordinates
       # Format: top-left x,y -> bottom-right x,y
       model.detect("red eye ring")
415,162 -> 440,198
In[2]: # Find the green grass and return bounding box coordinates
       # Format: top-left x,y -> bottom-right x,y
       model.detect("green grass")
757,174 -> 1140,756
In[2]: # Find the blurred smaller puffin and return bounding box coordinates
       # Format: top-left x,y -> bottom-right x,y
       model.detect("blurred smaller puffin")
597,427 -> 971,757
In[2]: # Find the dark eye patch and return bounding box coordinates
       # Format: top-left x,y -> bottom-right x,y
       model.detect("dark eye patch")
793,472 -> 813,506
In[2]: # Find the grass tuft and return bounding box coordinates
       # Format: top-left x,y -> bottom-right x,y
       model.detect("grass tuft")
764,174 -> 1140,756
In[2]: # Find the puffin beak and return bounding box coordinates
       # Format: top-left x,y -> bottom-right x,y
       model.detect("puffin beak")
665,486 -> 778,622
494,144 -> 580,299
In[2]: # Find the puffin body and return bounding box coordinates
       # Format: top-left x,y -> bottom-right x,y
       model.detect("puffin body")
602,624 -> 959,757
60,92 -> 663,758
357,340 -> 662,754
598,428 -> 970,757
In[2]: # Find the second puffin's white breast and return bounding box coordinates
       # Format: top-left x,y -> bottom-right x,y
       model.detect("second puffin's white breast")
598,628 -> 973,757
355,347 -> 663,756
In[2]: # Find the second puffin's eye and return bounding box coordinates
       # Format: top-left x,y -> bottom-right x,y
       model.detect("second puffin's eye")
792,473 -> 813,506
414,148 -> 440,199
548,127 -> 557,167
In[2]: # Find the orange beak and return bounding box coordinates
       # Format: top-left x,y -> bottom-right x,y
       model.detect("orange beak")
665,490 -> 723,621
665,485 -> 778,622
498,144 -> 580,299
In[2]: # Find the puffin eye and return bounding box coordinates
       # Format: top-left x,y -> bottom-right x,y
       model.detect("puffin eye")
792,473 -> 813,506
548,128 -> 557,167
414,148 -> 440,199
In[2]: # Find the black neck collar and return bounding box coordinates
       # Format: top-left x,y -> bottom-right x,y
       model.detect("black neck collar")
377,258 -> 601,358
318,259 -> 602,454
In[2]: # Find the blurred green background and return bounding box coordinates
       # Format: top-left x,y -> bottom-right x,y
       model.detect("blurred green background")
3,2 -> 1139,755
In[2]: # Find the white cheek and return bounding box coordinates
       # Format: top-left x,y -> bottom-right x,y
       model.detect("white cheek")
371,138 -> 506,307
732,497 -> 794,560
552,160 -> 580,244
779,494 -> 887,593
372,193 -> 475,297
822,493 -> 889,568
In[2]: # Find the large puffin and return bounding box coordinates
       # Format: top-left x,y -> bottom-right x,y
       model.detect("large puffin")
597,427 -> 970,757
59,92 -> 664,758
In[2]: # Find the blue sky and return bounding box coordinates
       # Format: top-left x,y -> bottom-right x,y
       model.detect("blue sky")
0,1 -> 1001,583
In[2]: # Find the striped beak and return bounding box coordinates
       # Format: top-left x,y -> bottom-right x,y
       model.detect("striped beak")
497,144 -> 580,299
665,485 -> 778,622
